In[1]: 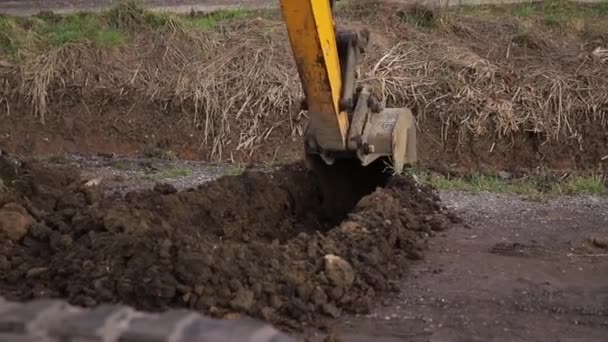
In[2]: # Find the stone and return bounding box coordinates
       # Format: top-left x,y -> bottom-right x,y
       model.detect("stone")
229,288 -> 254,311
324,254 -> 355,288
0,203 -> 35,241
592,237 -> 608,249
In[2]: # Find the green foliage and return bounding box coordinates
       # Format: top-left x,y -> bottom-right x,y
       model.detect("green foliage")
553,174 -> 607,196
511,4 -> 536,17
145,166 -> 192,180
41,13 -> 125,46
0,2 -> 255,57
455,0 -> 608,29
184,9 -> 251,29
412,171 -> 607,197
0,16 -> 21,54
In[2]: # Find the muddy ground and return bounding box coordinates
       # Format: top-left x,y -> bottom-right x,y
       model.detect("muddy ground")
0,0 -> 607,340
2,154 -> 607,341
0,153 -> 457,334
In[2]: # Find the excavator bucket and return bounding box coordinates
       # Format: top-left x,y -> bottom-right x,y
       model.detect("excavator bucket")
305,100 -> 418,218
279,0 -> 417,212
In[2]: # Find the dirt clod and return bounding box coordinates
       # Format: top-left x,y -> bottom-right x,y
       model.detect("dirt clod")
0,154 -> 449,331
230,288 -> 255,311
592,237 -> 608,249
0,203 -> 35,241
324,255 -> 355,288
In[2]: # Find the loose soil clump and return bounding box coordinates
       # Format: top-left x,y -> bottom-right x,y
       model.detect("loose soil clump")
0,154 -> 450,330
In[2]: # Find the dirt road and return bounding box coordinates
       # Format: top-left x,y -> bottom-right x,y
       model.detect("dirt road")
331,192 -> 608,341
0,0 -> 273,15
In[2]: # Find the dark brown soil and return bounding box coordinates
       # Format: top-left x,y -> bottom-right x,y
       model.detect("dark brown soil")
3,99 -> 606,174
0,154 -> 451,331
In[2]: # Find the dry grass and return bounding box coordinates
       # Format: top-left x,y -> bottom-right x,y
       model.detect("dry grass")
0,1 -> 607,160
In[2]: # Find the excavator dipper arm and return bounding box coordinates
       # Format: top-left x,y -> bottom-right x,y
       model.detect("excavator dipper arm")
278,0 -> 348,151
279,0 -> 417,175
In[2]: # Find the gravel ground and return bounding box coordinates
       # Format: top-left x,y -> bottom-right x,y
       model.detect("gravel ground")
331,191 -> 608,342
42,153 -> 276,195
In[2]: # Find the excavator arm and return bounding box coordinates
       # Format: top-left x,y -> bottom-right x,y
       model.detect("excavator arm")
279,0 -> 348,151
279,0 -> 417,174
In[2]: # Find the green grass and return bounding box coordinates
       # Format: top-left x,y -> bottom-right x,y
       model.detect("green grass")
455,0 -> 608,29
42,14 -> 126,46
512,4 -> 536,18
413,171 -> 607,197
143,166 -> 192,181
553,175 -> 607,196
0,17 -> 21,54
110,161 -> 131,170
183,9 -> 251,29
0,12 -> 126,51
224,164 -> 246,176
0,2 -> 252,55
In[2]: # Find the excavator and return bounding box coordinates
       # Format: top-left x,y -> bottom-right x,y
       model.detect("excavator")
279,0 -> 417,212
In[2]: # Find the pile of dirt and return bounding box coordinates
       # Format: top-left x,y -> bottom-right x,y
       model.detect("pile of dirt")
0,1 -> 606,171
0,154 -> 453,330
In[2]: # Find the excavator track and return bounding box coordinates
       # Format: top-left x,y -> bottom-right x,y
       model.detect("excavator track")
0,296 -> 295,342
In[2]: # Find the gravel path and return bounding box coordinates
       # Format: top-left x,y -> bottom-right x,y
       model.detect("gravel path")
333,191 -> 608,341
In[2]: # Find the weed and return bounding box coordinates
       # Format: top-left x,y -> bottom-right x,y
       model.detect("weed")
145,166 -> 192,180
554,175 -> 607,196
512,4 -> 536,18
427,174 -> 538,195
111,161 -> 130,170
455,0 -> 608,30
40,13 -> 125,47
184,9 -> 250,29
414,171 -> 607,197
543,13 -> 562,27
141,146 -> 177,160
396,3 -> 439,28
0,16 -> 29,55
224,164 -> 246,176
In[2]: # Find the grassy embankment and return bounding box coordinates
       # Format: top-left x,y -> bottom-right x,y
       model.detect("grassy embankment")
0,4 -> 253,54
1,0 -> 607,195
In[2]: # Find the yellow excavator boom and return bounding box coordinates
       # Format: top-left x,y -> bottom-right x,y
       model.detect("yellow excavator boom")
279,0 -> 348,151
279,0 -> 417,176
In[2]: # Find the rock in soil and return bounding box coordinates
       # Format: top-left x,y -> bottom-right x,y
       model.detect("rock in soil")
0,154 -> 450,331
0,203 -> 35,241
324,254 -> 355,288
592,237 -> 608,249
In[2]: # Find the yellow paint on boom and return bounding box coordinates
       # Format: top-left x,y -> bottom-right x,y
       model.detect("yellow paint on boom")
279,0 -> 349,150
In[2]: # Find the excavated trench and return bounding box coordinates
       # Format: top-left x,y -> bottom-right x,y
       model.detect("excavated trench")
0,154 -> 451,331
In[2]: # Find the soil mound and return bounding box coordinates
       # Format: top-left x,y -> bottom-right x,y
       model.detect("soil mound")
0,154 -> 452,331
